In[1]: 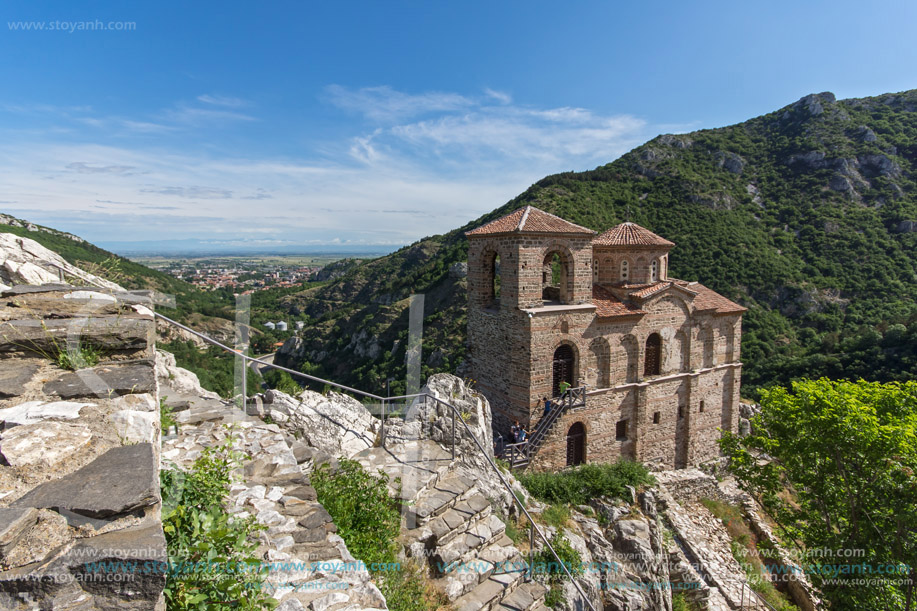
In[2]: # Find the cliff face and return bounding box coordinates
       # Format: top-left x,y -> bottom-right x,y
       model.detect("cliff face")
273,89 -> 917,395
0,233 -> 122,291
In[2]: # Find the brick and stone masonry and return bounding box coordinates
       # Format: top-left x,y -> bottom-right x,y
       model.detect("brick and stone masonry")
465,206 -> 745,471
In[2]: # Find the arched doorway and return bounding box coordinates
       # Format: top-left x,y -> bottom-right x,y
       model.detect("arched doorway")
553,344 -> 575,397
566,422 -> 586,466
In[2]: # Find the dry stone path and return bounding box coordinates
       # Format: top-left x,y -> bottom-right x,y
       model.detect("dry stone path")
160,375 -> 387,611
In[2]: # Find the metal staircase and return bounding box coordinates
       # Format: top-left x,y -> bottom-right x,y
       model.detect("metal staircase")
505,386 -> 586,469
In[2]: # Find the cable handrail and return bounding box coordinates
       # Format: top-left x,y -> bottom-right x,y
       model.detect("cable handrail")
153,311 -> 598,611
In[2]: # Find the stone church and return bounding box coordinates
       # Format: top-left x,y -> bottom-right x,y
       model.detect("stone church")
465,206 -> 745,471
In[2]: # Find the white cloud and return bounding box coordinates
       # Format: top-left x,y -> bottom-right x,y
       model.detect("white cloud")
0,85 -> 658,246
484,88 -> 512,104
325,85 -> 474,121
197,94 -> 248,108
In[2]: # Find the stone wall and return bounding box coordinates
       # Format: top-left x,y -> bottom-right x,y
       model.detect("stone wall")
0,284 -> 165,610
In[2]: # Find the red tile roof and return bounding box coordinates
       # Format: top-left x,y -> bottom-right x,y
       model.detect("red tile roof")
592,284 -> 645,318
466,206 -> 596,237
593,222 -> 675,247
674,281 -> 746,314
629,282 -> 672,299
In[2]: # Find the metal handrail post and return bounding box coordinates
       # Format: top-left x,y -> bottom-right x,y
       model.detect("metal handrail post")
527,523 -> 535,582
381,398 -> 386,449
451,404 -> 456,460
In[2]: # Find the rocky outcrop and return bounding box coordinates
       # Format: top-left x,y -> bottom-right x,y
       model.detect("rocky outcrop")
252,388 -> 380,459
0,233 -> 122,291
0,284 -> 165,610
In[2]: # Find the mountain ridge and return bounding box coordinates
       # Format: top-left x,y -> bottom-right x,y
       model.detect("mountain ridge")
274,89 -> 917,395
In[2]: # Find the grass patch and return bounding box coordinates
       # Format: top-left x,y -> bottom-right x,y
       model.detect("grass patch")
312,458 -> 447,611
160,397 -> 178,433
672,592 -> 702,611
540,504 -> 570,529
160,436 -> 275,610
518,460 -> 653,505
55,340 -> 102,370
699,498 -> 797,611
531,532 -> 584,608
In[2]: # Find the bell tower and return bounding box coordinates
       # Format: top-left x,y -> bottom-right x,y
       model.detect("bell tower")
465,206 -> 596,433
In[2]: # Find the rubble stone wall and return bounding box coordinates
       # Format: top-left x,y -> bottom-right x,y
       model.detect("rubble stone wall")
0,284 -> 165,610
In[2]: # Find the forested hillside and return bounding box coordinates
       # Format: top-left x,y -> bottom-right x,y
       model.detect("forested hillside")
275,90 -> 917,396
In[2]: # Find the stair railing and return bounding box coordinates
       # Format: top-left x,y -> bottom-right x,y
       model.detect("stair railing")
153,311 -> 599,611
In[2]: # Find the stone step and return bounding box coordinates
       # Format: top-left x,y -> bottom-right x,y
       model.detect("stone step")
406,472 -> 475,524
413,492 -> 493,549
497,581 -> 548,611
433,513 -> 507,569
451,558 -> 529,611
435,538 -> 524,600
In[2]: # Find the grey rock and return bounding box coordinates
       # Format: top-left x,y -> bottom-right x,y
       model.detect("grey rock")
0,317 -> 151,357
715,151 -> 745,174
0,362 -> 40,399
43,361 -> 155,398
856,125 -> 877,142
12,443 -> 158,518
829,174 -> 853,192
449,262 -> 468,278
896,220 -> 917,233
0,283 -> 72,296
0,421 -> 93,467
63,523 -> 167,600
0,399 -> 92,427
787,150 -> 826,169
859,153 -> 900,178
0,508 -> 38,557
110,410 -> 158,443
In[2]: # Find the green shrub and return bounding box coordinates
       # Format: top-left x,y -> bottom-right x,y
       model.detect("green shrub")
160,438 -> 275,610
160,398 -> 178,433
312,459 -> 443,611
55,340 -> 101,370
672,592 -> 702,611
541,504 -> 570,528
519,460 -> 653,505
532,532 -> 583,581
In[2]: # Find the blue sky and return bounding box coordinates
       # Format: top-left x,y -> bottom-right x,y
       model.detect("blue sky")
1,0 -> 915,252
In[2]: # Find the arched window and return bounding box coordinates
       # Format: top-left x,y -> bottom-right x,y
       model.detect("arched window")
542,251 -> 569,303
482,251 -> 501,308
650,260 -> 658,282
552,344 -> 575,397
644,333 -> 661,376
620,259 -> 629,282
566,422 -> 586,466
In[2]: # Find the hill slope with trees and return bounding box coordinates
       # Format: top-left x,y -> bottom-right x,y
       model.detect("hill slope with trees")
275,90 -> 917,396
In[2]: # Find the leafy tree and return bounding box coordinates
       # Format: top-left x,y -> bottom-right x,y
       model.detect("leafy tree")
721,379 -> 917,610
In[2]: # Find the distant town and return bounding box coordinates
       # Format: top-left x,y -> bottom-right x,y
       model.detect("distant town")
133,254 -> 354,292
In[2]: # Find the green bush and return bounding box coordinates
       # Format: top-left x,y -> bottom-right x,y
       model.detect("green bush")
541,504 -> 570,528
160,437 -> 275,610
532,532 -> 584,608
312,459 -> 444,611
519,460 -> 653,505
